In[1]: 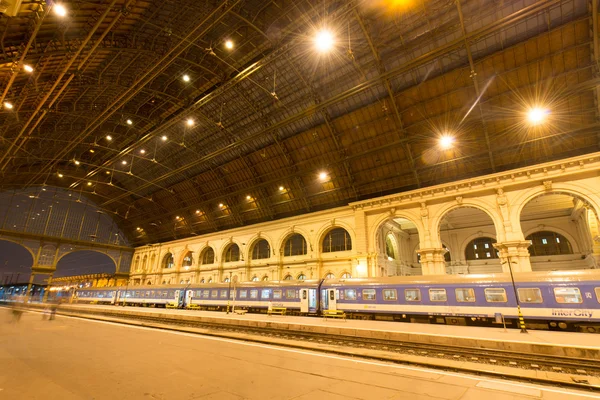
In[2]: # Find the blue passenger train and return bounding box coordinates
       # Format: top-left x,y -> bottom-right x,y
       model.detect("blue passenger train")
74,270 -> 600,332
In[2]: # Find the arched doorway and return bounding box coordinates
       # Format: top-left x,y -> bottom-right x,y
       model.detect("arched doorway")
439,207 -> 501,274
520,193 -> 598,271
376,217 -> 420,276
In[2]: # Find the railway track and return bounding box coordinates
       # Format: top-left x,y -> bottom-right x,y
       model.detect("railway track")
36,305 -> 600,391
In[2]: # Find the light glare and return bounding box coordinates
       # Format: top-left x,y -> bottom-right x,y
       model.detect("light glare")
225,40 -> 234,49
439,135 -> 455,149
319,171 -> 328,181
279,186 -> 284,191
4,102 -> 13,109
527,107 -> 549,125
186,118 -> 194,126
54,4 -> 67,17
24,65 -> 34,73
161,135 -> 168,141
140,149 -> 146,154
182,74 -> 190,82
106,135 -> 112,141
315,30 -> 334,52
126,119 -> 132,125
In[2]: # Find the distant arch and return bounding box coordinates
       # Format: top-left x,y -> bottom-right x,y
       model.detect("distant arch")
182,251 -> 194,268
141,255 -> 148,272
55,250 -> 117,277
324,272 -> 335,279
162,253 -> 174,269
283,274 -> 293,280
282,233 -> 308,256
525,231 -> 574,256
432,201 -> 504,246
465,237 -> 498,260
251,239 -> 271,260
297,273 -> 306,280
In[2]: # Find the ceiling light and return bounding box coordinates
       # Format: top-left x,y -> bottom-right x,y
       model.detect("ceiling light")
315,29 -> 334,52
279,186 -> 284,191
58,173 -> 63,178
219,203 -> 224,208
195,210 -> 201,214
54,4 -> 67,17
126,119 -> 132,125
246,195 -> 251,200
74,160 -> 80,165
139,149 -> 146,154
175,216 -> 180,220
527,107 -> 549,126
4,102 -> 13,109
318,171 -> 328,181
87,182 -> 92,186
105,171 -> 111,175
182,74 -> 190,82
24,65 -> 34,73
106,135 -> 112,141
186,118 -> 194,126
121,160 -> 127,165
225,40 -> 234,49
161,135 -> 168,141
89,149 -> 95,153
439,135 -> 455,149
136,227 -> 141,231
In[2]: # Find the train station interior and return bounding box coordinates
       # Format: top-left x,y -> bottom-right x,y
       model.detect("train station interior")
1,0 -> 600,399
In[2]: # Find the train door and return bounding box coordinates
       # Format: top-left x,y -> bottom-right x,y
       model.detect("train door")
115,290 -> 121,305
326,288 -> 337,311
308,289 -> 317,313
174,290 -> 180,307
300,288 -> 309,313
111,290 -> 117,305
185,290 -> 194,307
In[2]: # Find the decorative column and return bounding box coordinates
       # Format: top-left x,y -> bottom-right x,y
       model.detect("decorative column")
587,211 -> 600,266
417,248 -> 447,275
493,241 -> 532,273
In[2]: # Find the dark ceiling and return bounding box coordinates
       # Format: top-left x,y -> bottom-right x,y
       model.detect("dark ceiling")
0,0 -> 598,246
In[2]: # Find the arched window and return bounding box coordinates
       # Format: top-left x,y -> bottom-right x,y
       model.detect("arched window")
341,272 -> 351,279
200,247 -> 215,265
147,281 -> 152,285
224,277 -> 230,283
322,228 -> 352,253
180,279 -> 184,284
283,274 -> 292,280
162,280 -> 166,284
385,235 -> 396,259
182,252 -> 193,268
150,254 -> 156,271
224,244 -> 240,262
465,237 -> 498,260
200,278 -> 205,283
526,231 -> 573,256
262,276 -> 268,281
297,274 -> 306,280
162,253 -> 174,269
142,255 -> 148,271
324,273 -> 335,279
134,256 -> 140,271
251,239 -> 270,260
283,234 -> 307,256
251,276 -> 259,282
208,278 -> 213,283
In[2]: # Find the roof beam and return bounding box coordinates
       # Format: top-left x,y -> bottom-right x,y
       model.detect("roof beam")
353,7 -> 421,188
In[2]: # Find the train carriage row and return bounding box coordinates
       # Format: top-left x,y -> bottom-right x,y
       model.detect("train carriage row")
74,270 -> 600,332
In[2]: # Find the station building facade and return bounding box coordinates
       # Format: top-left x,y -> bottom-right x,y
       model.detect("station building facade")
130,153 -> 600,285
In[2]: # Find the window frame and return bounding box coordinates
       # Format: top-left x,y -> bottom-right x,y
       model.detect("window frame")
344,289 -> 357,301
383,289 -> 397,301
484,288 -> 507,303
595,287 -> 600,304
553,287 -> 583,304
428,288 -> 447,302
404,288 -> 421,302
517,287 -> 543,304
455,288 -> 476,303
362,289 -> 376,301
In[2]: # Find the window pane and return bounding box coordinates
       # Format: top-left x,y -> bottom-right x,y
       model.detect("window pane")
383,289 -> 397,301
484,288 -> 507,302
465,238 -> 498,260
273,290 -> 282,299
284,234 -> 307,256
261,289 -> 271,299
252,240 -> 270,260
250,290 -> 258,299
554,287 -> 582,304
594,288 -> 600,303
322,228 -> 352,253
286,289 -> 296,299
455,288 -> 475,302
517,288 -> 543,303
525,231 -> 573,256
344,289 -> 357,300
405,289 -> 421,301
362,289 -> 376,300
239,290 -> 247,299
429,288 -> 447,302
211,290 -> 218,298
220,290 -> 227,298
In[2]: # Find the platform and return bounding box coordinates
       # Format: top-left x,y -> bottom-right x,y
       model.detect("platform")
2,308 -> 599,400
26,303 -> 600,361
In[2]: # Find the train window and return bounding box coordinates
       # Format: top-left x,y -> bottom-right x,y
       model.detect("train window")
404,289 -> 421,302
273,290 -> 282,299
211,290 -> 218,298
429,289 -> 447,302
202,290 -> 209,298
455,288 -> 476,302
517,288 -> 543,303
220,290 -> 228,298
146,291 -> 150,297
554,287 -> 582,304
595,288 -> 600,303
250,290 -> 258,299
362,289 -> 376,300
383,289 -> 397,301
261,289 -> 271,299
345,289 -> 357,300
239,290 -> 248,298
484,288 -> 507,303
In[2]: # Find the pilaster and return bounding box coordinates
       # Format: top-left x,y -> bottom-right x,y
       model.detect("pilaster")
493,240 -> 532,273
418,248 -> 447,275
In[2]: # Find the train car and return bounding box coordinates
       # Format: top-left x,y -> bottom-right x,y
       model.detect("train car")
321,270 -> 600,332
184,280 -> 321,314
75,288 -> 119,304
